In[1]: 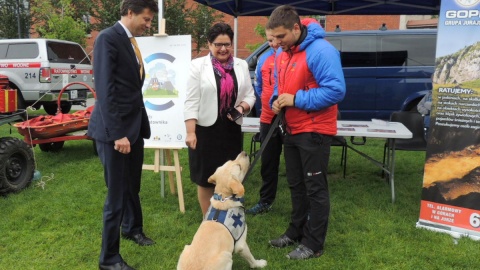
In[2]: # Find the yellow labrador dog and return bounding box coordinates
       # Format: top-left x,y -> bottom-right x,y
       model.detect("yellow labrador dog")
177,151 -> 267,270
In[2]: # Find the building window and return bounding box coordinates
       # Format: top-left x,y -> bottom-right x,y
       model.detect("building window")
318,15 -> 326,29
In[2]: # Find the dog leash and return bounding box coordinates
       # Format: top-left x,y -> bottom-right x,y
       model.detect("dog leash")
243,110 -> 283,183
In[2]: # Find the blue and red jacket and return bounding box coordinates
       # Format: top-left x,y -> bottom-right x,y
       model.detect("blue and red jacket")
271,19 -> 346,135
254,47 -> 276,124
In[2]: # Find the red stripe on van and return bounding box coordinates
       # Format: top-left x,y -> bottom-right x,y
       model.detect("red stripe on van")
0,62 -> 42,68
51,69 -> 93,74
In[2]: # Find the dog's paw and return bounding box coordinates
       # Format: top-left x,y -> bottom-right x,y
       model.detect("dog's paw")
250,259 -> 267,268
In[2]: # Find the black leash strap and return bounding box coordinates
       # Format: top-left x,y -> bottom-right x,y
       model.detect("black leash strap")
243,113 -> 282,183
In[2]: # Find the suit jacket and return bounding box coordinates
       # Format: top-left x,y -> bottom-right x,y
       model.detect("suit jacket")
88,22 -> 151,143
183,55 -> 256,126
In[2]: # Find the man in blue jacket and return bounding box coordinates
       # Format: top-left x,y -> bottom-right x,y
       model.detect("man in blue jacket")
267,5 -> 346,260
247,30 -> 283,215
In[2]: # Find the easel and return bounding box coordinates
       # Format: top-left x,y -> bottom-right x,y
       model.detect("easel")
143,5 -> 184,212
143,145 -> 185,213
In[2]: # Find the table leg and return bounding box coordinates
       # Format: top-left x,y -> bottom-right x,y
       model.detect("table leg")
385,140 -> 392,181
388,138 -> 396,203
345,139 -> 398,203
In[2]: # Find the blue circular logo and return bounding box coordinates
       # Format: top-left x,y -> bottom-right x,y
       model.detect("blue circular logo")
143,53 -> 177,111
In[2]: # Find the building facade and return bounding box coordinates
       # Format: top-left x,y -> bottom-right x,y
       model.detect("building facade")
83,2 -> 437,60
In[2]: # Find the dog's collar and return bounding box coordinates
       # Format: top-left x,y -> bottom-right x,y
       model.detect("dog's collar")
213,193 -> 245,203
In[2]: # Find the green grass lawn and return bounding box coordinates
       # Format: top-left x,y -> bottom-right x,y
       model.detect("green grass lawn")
1,119 -> 479,270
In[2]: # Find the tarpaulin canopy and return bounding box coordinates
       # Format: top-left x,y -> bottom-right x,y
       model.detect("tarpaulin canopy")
194,0 -> 441,17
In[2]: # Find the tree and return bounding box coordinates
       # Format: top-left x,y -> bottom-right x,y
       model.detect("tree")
245,22 -> 267,52
90,0 -> 158,35
70,1 -> 95,34
31,0 -> 222,53
164,0 -> 190,36
189,5 -> 223,53
0,0 -> 31,38
90,0 -> 121,32
30,0 -> 88,46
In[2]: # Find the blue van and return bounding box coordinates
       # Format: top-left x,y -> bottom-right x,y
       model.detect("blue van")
246,29 -> 437,120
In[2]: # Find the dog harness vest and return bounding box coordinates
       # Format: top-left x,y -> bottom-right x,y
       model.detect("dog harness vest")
205,205 -> 246,242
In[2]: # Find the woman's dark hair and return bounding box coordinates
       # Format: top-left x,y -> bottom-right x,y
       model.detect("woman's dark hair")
120,0 -> 159,16
207,23 -> 234,43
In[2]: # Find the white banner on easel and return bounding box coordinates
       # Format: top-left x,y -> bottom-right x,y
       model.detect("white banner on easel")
137,35 -> 190,148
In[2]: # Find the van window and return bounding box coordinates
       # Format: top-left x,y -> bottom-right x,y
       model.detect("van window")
0,44 -> 7,58
341,51 -> 377,67
328,35 -> 377,67
0,43 -> 39,59
47,41 -> 91,65
379,35 -> 436,66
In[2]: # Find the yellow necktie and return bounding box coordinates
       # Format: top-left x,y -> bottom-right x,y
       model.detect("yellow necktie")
129,37 -> 144,79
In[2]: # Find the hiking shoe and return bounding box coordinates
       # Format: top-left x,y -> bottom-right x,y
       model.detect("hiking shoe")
269,234 -> 296,248
286,244 -> 324,260
246,202 -> 272,215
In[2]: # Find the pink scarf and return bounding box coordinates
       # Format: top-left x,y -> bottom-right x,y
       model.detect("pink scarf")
211,54 -> 234,114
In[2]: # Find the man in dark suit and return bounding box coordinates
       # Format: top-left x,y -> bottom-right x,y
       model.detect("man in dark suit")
88,1 -> 158,269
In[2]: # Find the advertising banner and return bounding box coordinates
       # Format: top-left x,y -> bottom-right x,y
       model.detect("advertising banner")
416,0 -> 480,240
137,35 -> 191,148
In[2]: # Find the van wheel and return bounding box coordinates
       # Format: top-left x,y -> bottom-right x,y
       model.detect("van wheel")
408,99 -> 421,113
43,102 -> 72,115
60,102 -> 72,113
0,137 -> 35,194
43,103 -> 59,115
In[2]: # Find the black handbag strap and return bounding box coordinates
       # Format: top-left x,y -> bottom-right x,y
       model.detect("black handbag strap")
243,113 -> 282,183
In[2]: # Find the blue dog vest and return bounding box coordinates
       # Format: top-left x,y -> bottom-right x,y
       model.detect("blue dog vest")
205,205 -> 246,242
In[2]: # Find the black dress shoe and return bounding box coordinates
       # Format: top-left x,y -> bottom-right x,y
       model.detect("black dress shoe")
99,261 -> 135,270
121,232 -> 155,246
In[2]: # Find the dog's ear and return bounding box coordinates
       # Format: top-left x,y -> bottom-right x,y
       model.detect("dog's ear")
229,179 -> 245,197
230,164 -> 242,180
208,174 -> 216,185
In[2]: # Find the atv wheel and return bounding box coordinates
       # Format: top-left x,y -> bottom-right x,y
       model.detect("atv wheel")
0,137 -> 35,194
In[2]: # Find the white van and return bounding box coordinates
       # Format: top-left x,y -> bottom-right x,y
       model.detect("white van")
0,38 -> 94,115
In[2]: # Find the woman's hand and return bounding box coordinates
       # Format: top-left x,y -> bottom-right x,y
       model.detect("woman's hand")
185,132 -> 197,149
226,107 -> 243,121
